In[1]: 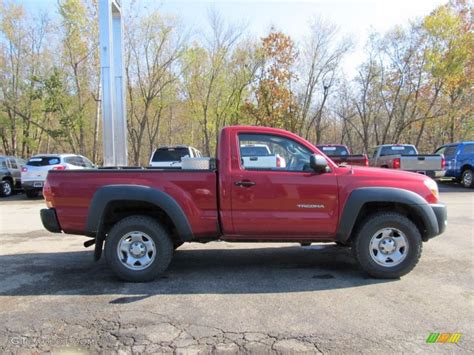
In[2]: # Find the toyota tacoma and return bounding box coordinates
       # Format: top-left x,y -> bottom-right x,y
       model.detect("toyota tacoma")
40,126 -> 447,282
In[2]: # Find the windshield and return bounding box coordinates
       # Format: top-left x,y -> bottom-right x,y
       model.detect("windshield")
316,146 -> 349,156
0,158 -> 6,168
380,146 -> 417,156
26,156 -> 61,166
152,148 -> 189,162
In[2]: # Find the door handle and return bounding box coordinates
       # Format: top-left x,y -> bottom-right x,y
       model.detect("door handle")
234,180 -> 256,187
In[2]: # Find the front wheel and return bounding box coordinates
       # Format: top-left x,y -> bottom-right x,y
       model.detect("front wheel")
461,169 -> 473,188
104,216 -> 173,282
352,212 -> 422,278
1,180 -> 13,197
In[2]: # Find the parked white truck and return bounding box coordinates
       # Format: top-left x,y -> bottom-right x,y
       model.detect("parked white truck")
240,144 -> 286,169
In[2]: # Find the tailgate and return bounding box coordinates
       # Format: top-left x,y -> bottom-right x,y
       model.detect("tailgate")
242,156 -> 276,168
22,166 -> 51,181
400,155 -> 442,171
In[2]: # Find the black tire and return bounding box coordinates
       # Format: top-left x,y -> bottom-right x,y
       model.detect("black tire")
352,212 -> 422,279
25,189 -> 39,198
104,215 -> 173,282
0,180 -> 13,197
461,169 -> 473,188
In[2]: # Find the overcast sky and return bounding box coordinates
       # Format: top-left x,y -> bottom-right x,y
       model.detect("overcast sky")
21,0 -> 447,76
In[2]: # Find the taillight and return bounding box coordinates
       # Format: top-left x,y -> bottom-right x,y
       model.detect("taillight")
43,179 -> 54,208
53,165 -> 67,170
21,167 -> 28,173
276,156 -> 281,168
364,156 -> 369,166
441,156 -> 446,169
393,158 -> 401,169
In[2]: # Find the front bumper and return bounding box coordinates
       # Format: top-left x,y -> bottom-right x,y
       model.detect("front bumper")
40,208 -> 62,233
430,203 -> 447,236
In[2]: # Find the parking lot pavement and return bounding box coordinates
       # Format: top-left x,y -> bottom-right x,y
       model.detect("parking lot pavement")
0,185 -> 472,354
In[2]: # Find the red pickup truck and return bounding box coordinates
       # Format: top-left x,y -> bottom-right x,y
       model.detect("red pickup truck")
41,126 -> 447,282
315,144 -> 369,166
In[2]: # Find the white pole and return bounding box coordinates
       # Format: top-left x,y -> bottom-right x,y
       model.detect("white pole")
99,0 -> 127,166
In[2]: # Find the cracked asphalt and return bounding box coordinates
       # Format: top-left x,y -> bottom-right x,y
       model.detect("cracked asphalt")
0,184 -> 473,354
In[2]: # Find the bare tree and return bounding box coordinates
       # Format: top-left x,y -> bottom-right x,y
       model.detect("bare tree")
298,17 -> 352,141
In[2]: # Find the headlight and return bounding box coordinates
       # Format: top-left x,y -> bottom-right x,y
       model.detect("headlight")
424,179 -> 439,200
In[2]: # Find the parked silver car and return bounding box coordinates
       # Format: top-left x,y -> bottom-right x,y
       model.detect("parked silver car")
21,154 -> 95,198
0,156 -> 26,197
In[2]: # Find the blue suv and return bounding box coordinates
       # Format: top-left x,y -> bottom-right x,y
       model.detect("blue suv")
435,142 -> 474,188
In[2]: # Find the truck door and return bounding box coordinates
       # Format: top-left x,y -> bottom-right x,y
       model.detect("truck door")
230,133 -> 339,238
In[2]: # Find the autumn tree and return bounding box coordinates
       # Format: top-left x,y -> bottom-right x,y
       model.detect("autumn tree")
421,0 -> 473,147
0,1 -> 52,157
245,30 -> 298,131
57,0 -> 99,157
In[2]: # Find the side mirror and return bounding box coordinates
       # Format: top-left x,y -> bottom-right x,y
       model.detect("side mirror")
309,154 -> 328,173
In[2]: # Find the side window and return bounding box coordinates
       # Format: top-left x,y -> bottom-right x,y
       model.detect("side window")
443,146 -> 458,157
65,156 -> 84,167
81,156 -> 94,168
461,144 -> 474,154
8,159 -> 18,169
238,133 -> 313,172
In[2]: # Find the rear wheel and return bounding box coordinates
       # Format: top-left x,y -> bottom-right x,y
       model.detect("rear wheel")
104,215 -> 173,282
0,180 -> 13,197
461,169 -> 473,188
352,212 -> 422,278
25,189 -> 39,198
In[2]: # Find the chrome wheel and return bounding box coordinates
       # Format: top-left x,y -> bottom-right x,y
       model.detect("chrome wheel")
462,170 -> 473,188
369,228 -> 408,267
116,231 -> 156,270
2,181 -> 12,196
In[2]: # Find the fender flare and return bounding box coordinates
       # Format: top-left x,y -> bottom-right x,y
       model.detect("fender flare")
336,187 -> 439,243
85,184 -> 193,244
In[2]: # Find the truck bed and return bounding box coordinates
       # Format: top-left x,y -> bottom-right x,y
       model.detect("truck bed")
45,169 -> 219,237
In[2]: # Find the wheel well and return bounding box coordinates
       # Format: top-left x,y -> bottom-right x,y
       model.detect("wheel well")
461,164 -> 472,173
101,200 -> 180,243
2,176 -> 13,184
350,202 -> 427,240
